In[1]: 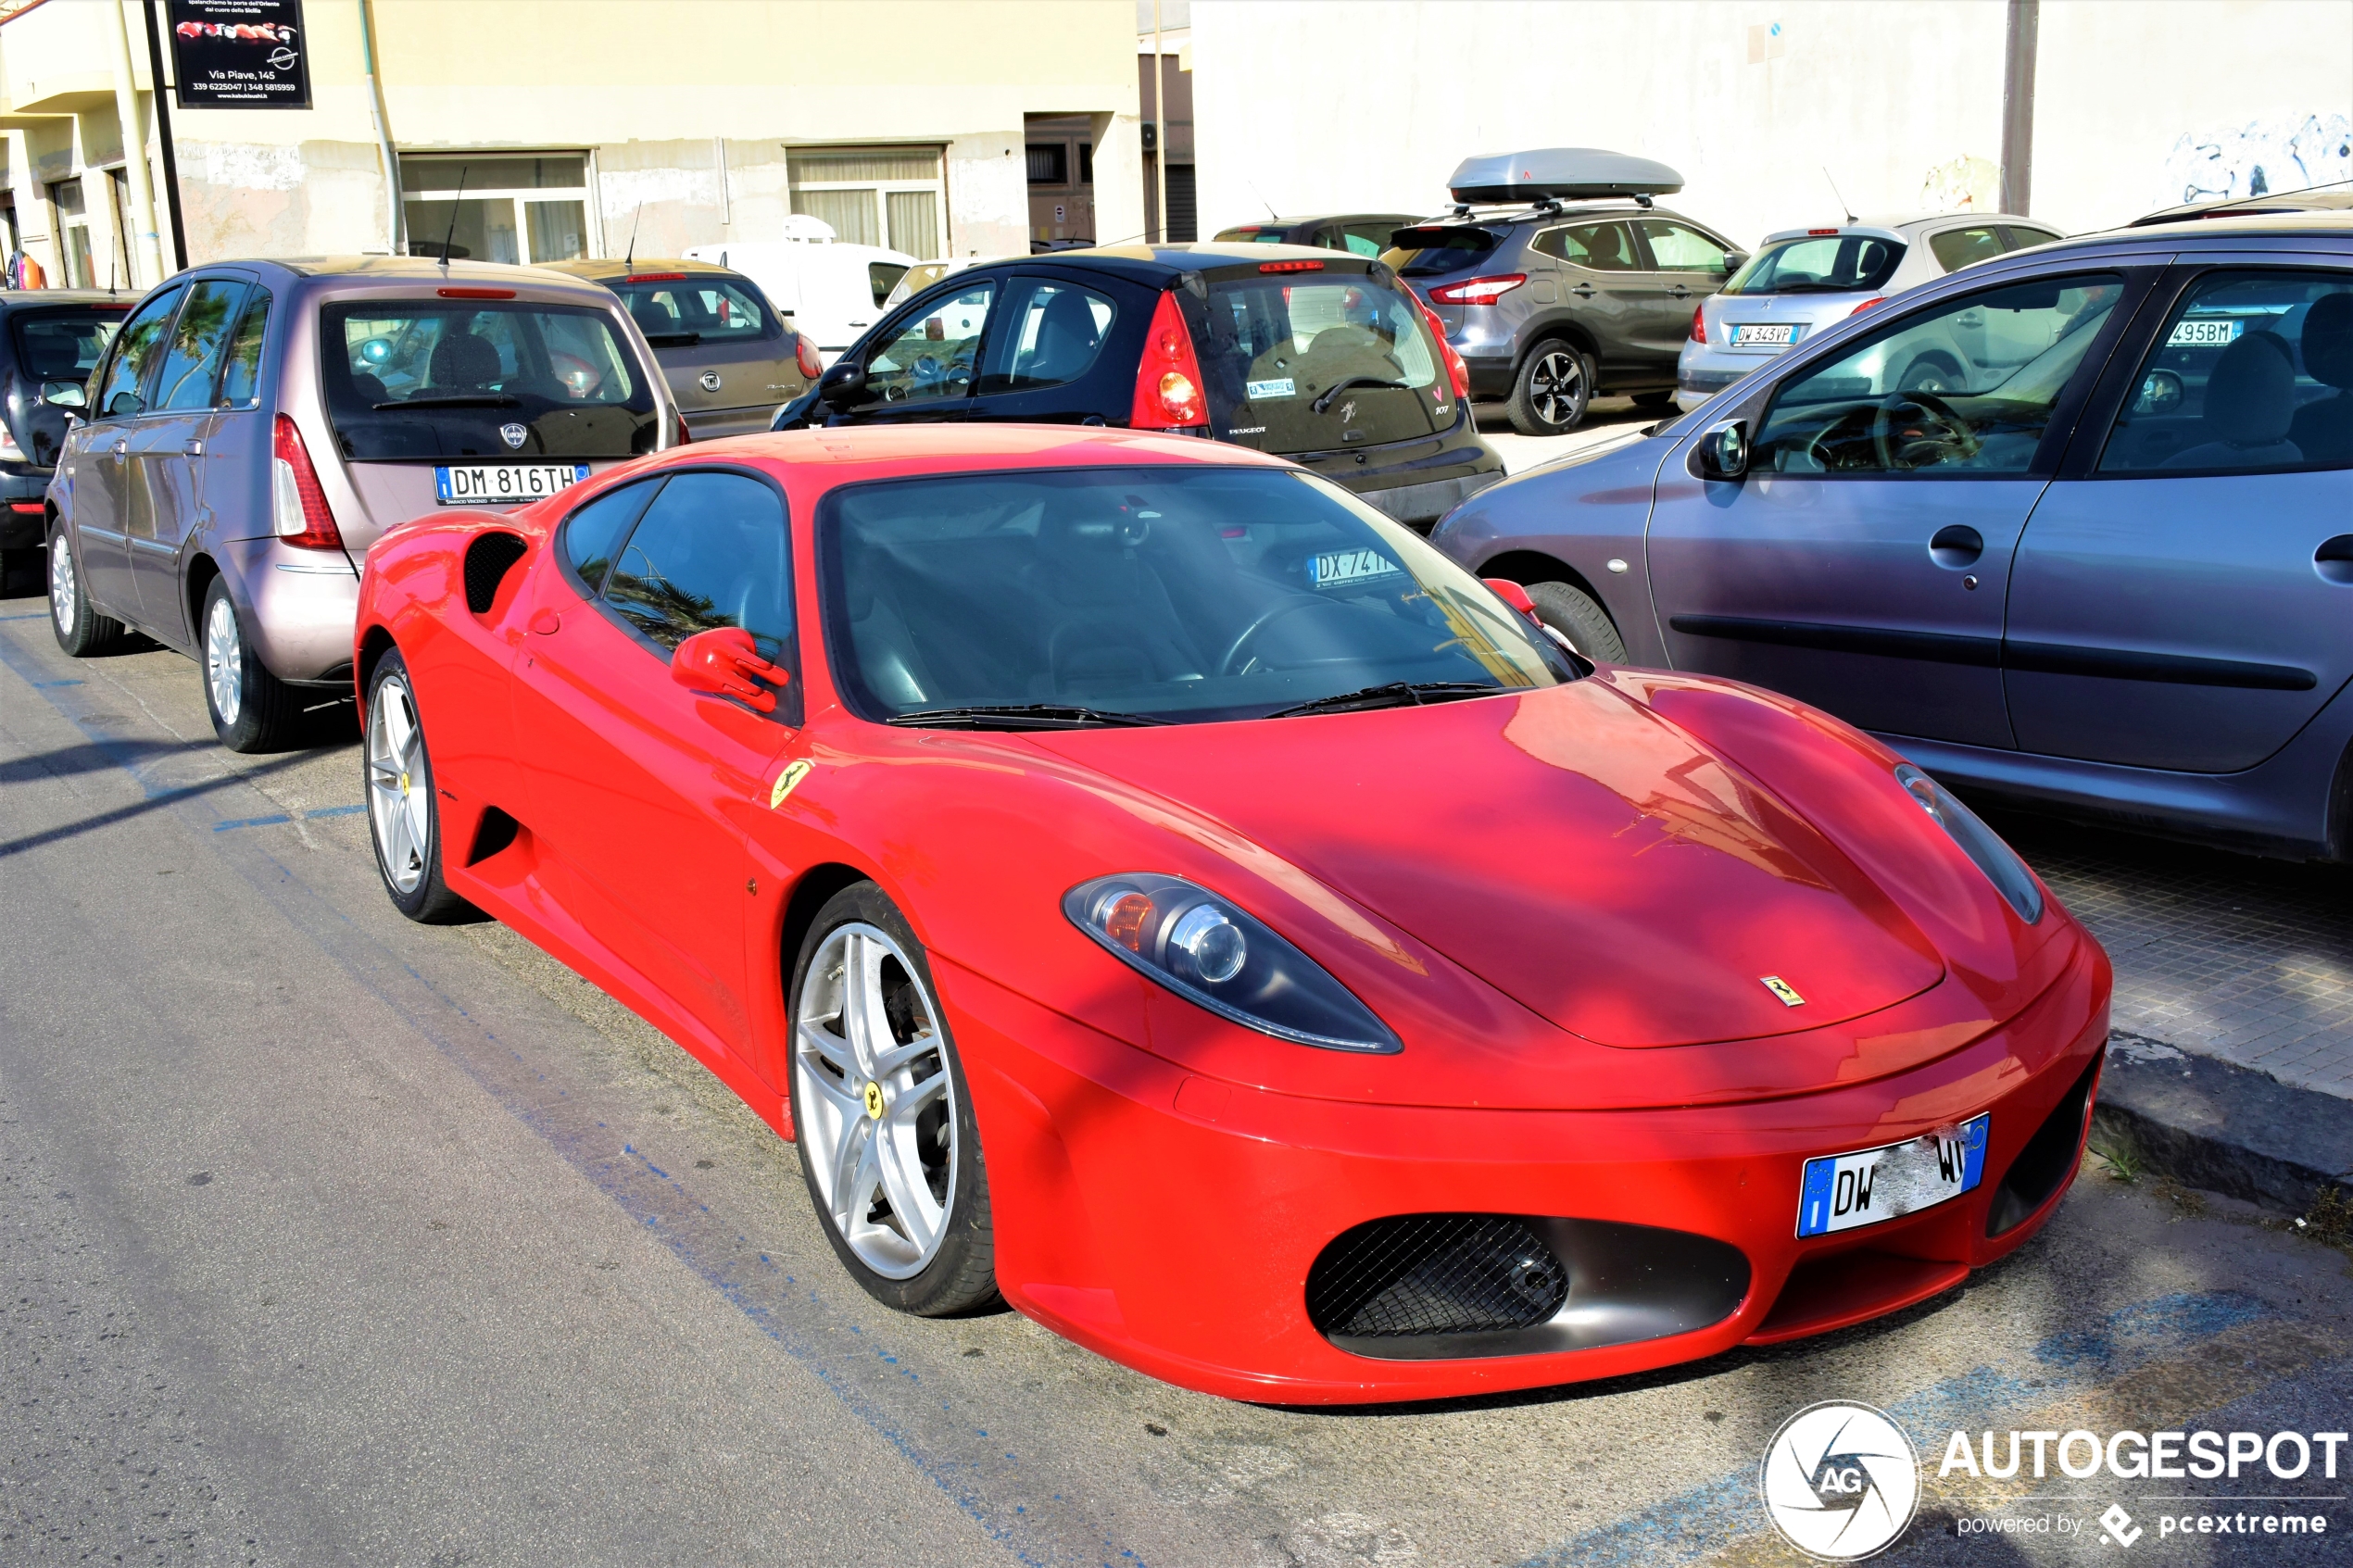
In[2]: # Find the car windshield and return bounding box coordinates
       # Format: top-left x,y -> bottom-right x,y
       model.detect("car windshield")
321,300 -> 660,460
11,307 -> 127,381
1394,226 -> 1506,276
821,465 -> 1571,725
1195,270 -> 1455,452
610,275 -> 775,344
1725,234 -> 1906,295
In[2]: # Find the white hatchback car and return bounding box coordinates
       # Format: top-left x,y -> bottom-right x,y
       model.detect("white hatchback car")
1677,213 -> 2063,409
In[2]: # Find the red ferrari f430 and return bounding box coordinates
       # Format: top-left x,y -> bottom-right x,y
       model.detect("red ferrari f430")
353,423 -> 2108,1403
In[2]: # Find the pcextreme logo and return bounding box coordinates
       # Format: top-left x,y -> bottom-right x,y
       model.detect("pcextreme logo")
1761,1401 -> 1921,1560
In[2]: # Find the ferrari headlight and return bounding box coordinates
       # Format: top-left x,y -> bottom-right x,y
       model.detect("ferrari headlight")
1064,873 -> 1401,1053
1894,764 -> 2044,923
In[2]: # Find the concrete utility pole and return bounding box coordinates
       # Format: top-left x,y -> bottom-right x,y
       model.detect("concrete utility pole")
106,0 -> 166,285
1999,0 -> 2039,215
360,0 -> 405,255
1151,0 -> 1167,243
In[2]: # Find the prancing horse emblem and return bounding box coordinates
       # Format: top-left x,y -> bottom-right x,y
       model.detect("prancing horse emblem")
698,370 -> 724,393
1760,975 -> 1806,1007
498,422 -> 527,450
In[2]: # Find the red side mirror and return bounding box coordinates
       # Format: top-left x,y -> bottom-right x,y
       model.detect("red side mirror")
672,626 -> 788,713
1483,577 -> 1543,627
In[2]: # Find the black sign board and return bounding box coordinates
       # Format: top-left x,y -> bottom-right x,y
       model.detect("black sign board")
168,0 -> 310,110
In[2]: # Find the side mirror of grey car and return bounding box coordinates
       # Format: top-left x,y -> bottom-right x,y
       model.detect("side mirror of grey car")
818,360 -> 867,407
42,381 -> 86,410
1694,419 -> 1749,482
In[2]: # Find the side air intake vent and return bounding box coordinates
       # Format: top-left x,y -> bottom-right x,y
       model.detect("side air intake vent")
1308,1214 -> 1567,1338
463,532 -> 529,615
1986,1054 -> 2101,1236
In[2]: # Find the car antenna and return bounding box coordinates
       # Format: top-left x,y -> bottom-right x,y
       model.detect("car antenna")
1243,174 -> 1279,222
437,165 -> 469,269
623,202 -> 643,275
1822,167 -> 1856,225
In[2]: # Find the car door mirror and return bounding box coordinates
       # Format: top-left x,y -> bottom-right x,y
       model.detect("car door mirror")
1694,418 -> 1749,482
42,381 -> 86,410
1721,251 -> 1748,277
671,626 -> 789,713
1482,577 -> 1544,628
818,359 -> 867,408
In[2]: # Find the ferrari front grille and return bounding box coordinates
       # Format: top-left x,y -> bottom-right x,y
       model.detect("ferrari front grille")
1306,1213 -> 1568,1338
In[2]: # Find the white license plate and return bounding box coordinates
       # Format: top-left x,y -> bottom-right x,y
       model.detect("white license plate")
2167,318 -> 2240,348
434,463 -> 590,506
1309,547 -> 1403,588
1796,1113 -> 1989,1237
1731,323 -> 1799,346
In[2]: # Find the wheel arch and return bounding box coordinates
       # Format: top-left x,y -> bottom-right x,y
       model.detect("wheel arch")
1516,316 -> 1600,370
777,860 -> 880,994
183,552 -> 221,646
356,622 -> 398,714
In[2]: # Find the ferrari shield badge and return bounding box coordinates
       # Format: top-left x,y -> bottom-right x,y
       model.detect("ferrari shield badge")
1760,975 -> 1806,1008
768,759 -> 813,809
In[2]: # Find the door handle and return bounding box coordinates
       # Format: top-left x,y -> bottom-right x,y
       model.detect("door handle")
183,439 -> 205,457
1569,283 -> 1596,298
528,608 -> 562,635
109,439 -> 128,461
1668,284 -> 1693,298
1929,524 -> 1985,569
2316,534 -> 2353,585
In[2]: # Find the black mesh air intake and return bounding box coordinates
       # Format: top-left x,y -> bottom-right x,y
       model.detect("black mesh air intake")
1306,1214 -> 1568,1338
462,532 -> 530,614
1987,1053 -> 2102,1236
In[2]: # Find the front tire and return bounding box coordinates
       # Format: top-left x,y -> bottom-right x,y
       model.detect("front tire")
364,649 -> 475,923
1526,581 -> 1628,662
48,521 -> 127,658
201,578 -> 304,752
1505,341 -> 1593,436
788,883 -> 998,1317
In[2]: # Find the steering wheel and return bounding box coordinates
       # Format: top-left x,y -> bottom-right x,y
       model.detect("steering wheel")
1218,596 -> 1360,676
1871,390 -> 1980,470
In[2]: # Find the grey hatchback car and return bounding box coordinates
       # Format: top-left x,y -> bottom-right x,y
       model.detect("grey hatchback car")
1433,213 -> 2353,861
45,257 -> 675,750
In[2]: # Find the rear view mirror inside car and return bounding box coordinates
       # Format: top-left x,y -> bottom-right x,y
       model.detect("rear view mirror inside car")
1985,280 -> 2065,311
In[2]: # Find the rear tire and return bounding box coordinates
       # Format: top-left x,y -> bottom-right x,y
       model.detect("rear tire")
1505,342 -> 1593,436
363,648 -> 475,923
47,521 -> 128,658
1526,581 -> 1627,662
201,578 -> 304,753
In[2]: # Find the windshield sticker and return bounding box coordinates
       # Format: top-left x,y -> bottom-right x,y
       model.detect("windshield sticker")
768,759 -> 814,809
1246,377 -> 1296,400
1310,548 -> 1404,589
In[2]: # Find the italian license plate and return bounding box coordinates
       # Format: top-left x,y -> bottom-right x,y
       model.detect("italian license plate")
1309,547 -> 1403,588
434,462 -> 590,506
1731,323 -> 1798,346
1796,1113 -> 1989,1237
2167,317 -> 2240,348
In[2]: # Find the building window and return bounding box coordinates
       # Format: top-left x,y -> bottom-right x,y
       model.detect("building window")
1026,144 -> 1066,185
399,154 -> 594,264
50,180 -> 91,289
788,145 -> 943,259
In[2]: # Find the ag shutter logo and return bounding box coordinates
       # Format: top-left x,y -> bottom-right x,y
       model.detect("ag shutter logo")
1761,1402 -> 1920,1560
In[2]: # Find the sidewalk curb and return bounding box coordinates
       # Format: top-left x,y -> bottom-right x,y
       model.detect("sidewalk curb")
2092,1034 -> 2353,1213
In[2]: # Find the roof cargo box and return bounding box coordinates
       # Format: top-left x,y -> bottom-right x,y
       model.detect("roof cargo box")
1446,148 -> 1683,205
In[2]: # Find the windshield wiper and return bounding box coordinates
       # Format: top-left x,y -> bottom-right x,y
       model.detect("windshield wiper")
1268,681 -> 1500,718
886,703 -> 1171,730
1310,376 -> 1412,414
376,394 -> 522,409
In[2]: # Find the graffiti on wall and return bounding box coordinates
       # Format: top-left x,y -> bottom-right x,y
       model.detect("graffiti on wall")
2158,113 -> 2353,208
1920,155 -> 2001,212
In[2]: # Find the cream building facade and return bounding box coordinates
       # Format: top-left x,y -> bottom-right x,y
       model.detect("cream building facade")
0,0 -> 1144,289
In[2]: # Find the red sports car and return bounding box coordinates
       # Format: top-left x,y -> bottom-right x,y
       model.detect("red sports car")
353,424 -> 2109,1404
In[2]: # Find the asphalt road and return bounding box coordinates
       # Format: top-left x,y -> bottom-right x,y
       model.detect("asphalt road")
5,581 -> 2349,1568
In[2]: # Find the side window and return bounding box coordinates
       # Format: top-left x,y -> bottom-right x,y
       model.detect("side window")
216,289 -> 271,408
1929,226 -> 2008,273
2003,226 -> 2064,252
602,470 -> 796,673
1343,222 -> 1396,256
559,478 -> 661,593
976,279 -> 1117,395
863,283 -> 990,403
2099,269 -> 2353,475
91,285 -> 183,420
153,280 -> 250,411
1639,220 -> 1731,275
1534,221 -> 1638,271
1754,272 -> 2126,476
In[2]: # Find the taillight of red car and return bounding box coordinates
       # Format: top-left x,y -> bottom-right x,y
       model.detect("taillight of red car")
795,332 -> 822,382
1415,296 -> 1471,399
1689,305 -> 1708,345
271,414 -> 343,551
1130,290 -> 1207,431
1427,273 -> 1526,307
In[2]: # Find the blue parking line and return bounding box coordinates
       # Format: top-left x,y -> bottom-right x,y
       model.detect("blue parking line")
31,678 -> 82,687
213,804 -> 367,832
1517,1290 -> 2272,1568
0,611 -> 49,621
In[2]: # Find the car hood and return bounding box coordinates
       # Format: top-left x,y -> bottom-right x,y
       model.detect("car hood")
1034,680 -> 1944,1048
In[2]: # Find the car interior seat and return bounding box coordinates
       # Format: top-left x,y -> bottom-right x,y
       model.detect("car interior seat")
631,295 -> 681,336
2287,292 -> 2353,468
427,332 -> 502,394
1013,288 -> 1103,386
2158,331 -> 2303,470
1026,497 -> 1205,696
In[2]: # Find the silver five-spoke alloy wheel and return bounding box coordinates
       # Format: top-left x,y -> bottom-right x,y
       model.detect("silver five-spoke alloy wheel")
1528,347 -> 1586,427
794,923 -> 957,1279
366,672 -> 432,896
205,593 -> 244,726
49,536 -> 77,637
